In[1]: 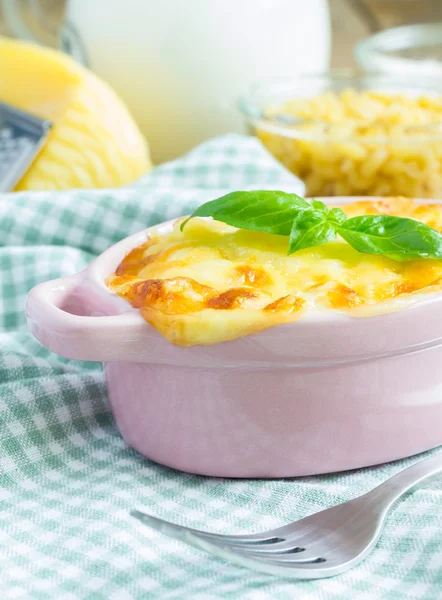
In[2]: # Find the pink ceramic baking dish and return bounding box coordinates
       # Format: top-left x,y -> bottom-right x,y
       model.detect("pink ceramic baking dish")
26,198 -> 442,478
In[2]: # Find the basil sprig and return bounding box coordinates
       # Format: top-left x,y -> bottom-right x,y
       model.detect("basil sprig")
180,191 -> 309,235
181,191 -> 442,261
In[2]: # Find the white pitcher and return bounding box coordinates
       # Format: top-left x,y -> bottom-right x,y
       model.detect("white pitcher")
3,0 -> 331,163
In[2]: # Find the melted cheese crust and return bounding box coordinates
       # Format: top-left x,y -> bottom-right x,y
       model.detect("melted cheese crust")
107,197 -> 442,346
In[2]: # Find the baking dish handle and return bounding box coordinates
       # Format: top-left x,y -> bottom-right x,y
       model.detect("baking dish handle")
25,274 -> 148,362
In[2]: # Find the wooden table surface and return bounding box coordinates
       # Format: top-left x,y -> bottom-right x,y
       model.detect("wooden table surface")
1,0 -> 441,68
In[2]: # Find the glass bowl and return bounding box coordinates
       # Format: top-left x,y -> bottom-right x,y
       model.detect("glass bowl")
355,23 -> 442,77
239,71 -> 442,197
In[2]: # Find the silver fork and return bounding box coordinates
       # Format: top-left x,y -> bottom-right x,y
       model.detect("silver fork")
131,452 -> 442,579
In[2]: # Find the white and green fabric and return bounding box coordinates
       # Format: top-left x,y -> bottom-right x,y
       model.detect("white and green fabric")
1,134 -> 441,599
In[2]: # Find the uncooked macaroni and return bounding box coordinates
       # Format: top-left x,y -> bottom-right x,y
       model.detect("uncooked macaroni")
258,89 -> 442,197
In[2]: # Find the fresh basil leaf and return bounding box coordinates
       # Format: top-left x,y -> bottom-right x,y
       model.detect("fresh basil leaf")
336,215 -> 442,261
180,190 -> 310,235
288,210 -> 336,254
180,190 -> 442,262
310,199 -> 330,215
329,207 -> 347,225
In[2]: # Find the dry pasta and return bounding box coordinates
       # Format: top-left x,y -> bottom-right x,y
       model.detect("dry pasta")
257,89 -> 442,197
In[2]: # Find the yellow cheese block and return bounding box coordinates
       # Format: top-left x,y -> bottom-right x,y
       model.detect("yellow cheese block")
0,37 -> 152,191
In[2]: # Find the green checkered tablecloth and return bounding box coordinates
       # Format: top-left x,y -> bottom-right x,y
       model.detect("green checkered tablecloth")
1,134 -> 441,599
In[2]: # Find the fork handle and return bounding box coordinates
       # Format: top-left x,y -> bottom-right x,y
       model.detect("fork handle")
367,451 -> 442,511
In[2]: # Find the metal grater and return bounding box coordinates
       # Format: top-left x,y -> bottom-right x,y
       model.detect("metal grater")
0,102 -> 52,192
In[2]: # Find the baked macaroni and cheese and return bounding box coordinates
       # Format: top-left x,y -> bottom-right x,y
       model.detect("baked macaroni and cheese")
107,197 -> 442,347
